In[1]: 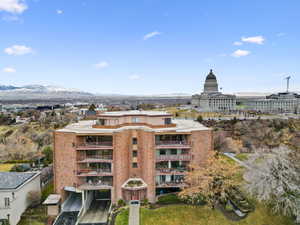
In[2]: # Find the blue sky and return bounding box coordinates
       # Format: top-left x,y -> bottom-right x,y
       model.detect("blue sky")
0,0 -> 299,95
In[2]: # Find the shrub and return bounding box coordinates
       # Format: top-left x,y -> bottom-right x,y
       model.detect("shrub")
42,146 -> 53,165
181,193 -> 206,205
157,194 -> 182,205
141,198 -> 149,206
117,199 -> 126,207
196,115 -> 203,123
27,190 -> 41,207
149,203 -> 156,209
225,202 -> 234,211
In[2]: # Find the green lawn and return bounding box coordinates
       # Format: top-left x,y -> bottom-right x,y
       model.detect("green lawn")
115,204 -> 295,225
235,153 -> 249,161
0,163 -> 16,171
17,206 -> 47,225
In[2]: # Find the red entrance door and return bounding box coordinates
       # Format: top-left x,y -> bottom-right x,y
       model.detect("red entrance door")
131,190 -> 139,200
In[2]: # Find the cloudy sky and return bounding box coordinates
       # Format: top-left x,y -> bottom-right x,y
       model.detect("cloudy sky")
0,0 -> 299,94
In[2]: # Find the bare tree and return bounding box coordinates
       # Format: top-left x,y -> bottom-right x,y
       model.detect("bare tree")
244,146 -> 300,222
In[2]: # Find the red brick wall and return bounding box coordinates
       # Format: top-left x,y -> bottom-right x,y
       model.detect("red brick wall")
53,132 -> 77,200
190,129 -> 213,166
139,130 -> 156,202
112,129 -> 156,202
113,130 -> 130,202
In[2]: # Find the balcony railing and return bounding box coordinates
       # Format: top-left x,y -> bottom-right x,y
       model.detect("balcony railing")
156,154 -> 192,161
156,182 -> 187,187
78,181 -> 113,190
77,168 -> 112,176
77,155 -> 113,162
155,140 -> 190,147
156,168 -> 187,174
76,141 -> 113,149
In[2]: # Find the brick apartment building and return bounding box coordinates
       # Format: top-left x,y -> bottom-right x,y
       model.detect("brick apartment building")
54,110 -> 212,207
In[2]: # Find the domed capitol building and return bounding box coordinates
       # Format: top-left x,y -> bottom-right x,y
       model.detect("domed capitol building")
192,70 -> 236,112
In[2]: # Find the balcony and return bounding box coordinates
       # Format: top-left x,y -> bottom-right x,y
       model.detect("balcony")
76,141 -> 113,150
78,181 -> 113,190
156,182 -> 187,188
155,140 -> 191,149
156,154 -> 192,162
77,168 -> 113,177
156,168 -> 187,175
77,155 -> 113,163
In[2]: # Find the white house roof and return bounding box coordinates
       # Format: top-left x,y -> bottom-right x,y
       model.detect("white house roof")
43,194 -> 61,205
0,172 -> 38,190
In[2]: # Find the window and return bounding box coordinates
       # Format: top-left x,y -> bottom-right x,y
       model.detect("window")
159,149 -> 166,155
132,137 -> 138,145
132,151 -> 138,157
98,119 -> 105,125
132,163 -> 138,168
164,118 -> 172,125
4,197 -> 10,208
171,149 -> 177,155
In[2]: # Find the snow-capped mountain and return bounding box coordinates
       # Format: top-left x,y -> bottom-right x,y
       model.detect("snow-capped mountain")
0,84 -> 93,100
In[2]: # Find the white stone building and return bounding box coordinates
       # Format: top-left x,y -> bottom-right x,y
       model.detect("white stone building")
246,92 -> 300,113
0,172 -> 41,225
192,70 -> 236,112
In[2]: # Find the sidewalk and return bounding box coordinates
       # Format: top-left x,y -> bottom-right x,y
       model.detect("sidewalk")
129,203 -> 140,225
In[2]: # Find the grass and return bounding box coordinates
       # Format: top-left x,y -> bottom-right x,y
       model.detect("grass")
115,204 -> 295,225
17,206 -> 47,225
0,163 -> 16,171
115,208 -> 129,225
235,153 -> 249,161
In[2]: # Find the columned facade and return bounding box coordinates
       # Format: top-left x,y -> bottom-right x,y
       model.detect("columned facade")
192,70 -> 236,112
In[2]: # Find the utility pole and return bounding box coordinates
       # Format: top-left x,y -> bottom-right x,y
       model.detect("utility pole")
285,76 -> 291,93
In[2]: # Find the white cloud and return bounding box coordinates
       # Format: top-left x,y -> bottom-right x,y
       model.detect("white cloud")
0,0 -> 27,14
233,41 -> 243,46
143,31 -> 161,40
56,9 -> 63,14
4,45 -> 33,55
231,49 -> 251,58
94,61 -> 109,69
2,67 -> 16,73
129,74 -> 141,80
241,36 -> 265,44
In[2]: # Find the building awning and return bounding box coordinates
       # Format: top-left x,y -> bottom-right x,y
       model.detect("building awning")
43,194 -> 61,205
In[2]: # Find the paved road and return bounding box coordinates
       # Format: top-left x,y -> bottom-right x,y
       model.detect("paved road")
129,203 -> 140,225
78,200 -> 110,224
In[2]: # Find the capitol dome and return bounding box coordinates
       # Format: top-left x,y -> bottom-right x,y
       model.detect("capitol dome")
203,69 -> 219,93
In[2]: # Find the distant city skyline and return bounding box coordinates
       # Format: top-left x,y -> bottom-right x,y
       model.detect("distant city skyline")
0,0 -> 299,95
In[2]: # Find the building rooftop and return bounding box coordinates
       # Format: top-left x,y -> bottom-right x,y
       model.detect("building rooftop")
0,172 -> 38,190
56,118 -> 210,134
98,110 -> 172,117
43,194 -> 61,205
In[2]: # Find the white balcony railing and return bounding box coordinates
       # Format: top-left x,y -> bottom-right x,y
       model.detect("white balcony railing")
77,141 -> 113,148
156,154 -> 192,161
155,140 -> 190,146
